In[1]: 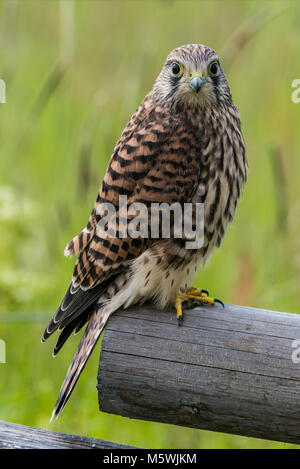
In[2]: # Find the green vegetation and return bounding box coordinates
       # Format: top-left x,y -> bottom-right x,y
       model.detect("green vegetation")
0,0 -> 299,449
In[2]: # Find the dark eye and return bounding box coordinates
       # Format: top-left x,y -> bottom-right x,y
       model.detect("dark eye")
171,62 -> 183,77
209,61 -> 219,77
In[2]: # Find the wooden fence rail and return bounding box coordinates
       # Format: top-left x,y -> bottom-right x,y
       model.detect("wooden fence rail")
0,421 -> 137,449
98,303 -> 300,445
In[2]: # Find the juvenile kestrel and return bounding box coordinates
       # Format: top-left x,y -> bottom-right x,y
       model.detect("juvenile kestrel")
43,44 -> 247,420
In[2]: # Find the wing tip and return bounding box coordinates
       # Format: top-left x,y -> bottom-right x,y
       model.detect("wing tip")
41,325 -> 53,343
41,330 -> 49,343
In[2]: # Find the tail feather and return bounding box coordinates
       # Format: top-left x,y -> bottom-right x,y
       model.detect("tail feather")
50,307 -> 111,422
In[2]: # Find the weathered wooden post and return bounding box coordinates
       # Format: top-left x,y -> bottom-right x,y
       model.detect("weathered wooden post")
98,303 -> 300,444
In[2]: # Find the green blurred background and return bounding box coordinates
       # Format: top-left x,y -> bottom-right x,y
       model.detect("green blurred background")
0,0 -> 300,449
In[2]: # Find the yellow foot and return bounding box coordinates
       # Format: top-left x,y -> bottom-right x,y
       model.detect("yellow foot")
174,287 -> 224,326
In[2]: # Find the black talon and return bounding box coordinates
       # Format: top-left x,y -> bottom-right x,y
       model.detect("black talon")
201,289 -> 209,296
177,315 -> 183,327
214,298 -> 225,308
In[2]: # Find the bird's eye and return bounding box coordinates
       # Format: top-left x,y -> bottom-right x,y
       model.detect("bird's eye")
209,61 -> 219,77
171,62 -> 183,77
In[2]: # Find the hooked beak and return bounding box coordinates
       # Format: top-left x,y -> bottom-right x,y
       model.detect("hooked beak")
187,76 -> 207,93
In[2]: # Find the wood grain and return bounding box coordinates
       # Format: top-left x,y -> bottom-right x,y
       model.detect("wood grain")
98,303 -> 300,444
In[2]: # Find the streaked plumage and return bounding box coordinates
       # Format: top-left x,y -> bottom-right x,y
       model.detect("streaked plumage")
43,44 -> 247,420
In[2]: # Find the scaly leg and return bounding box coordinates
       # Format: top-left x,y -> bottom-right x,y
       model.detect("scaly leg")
174,287 -> 224,326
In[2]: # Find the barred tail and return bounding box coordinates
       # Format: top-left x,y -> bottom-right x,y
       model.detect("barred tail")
50,307 -> 111,421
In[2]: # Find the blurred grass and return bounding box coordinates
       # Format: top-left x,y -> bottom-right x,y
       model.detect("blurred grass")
0,0 -> 300,449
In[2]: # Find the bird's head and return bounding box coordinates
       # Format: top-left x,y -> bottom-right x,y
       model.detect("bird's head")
152,44 -> 233,110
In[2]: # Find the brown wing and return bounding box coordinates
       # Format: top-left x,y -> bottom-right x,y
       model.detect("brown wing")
42,97 -> 200,347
